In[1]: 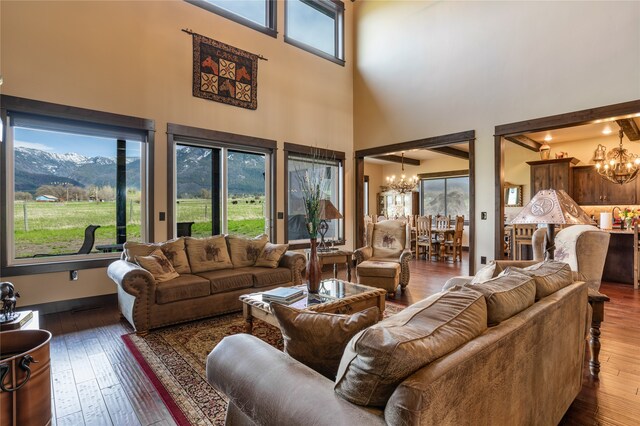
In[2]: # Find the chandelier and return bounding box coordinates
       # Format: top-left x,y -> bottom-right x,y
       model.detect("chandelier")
594,129 -> 640,185
386,152 -> 418,193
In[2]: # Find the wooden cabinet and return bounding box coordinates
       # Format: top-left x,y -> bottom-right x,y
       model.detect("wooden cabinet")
572,165 -> 637,205
527,158 -> 579,195
377,192 -> 419,217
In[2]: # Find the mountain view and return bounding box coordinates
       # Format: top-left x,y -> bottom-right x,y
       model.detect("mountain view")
14,146 -> 265,197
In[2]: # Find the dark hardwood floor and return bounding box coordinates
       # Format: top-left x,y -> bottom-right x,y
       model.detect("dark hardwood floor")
40,254 -> 639,425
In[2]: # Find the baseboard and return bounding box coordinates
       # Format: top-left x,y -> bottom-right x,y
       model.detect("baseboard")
20,293 -> 117,316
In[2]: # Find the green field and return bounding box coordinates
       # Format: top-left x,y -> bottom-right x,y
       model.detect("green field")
13,197 -> 265,258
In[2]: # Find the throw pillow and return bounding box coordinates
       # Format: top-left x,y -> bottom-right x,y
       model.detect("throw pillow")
502,261 -> 573,300
254,242 -> 289,268
185,235 -> 233,273
470,262 -> 497,284
135,249 -> 180,283
124,238 -> 191,274
271,303 -> 380,380
334,287 -> 487,407
227,234 -> 269,268
466,271 -> 536,326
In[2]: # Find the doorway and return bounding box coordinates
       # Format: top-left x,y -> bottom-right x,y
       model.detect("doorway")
355,130 -> 476,274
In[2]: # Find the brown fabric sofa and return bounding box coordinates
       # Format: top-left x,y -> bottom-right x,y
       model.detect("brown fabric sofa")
107,238 -> 306,334
206,265 -> 588,425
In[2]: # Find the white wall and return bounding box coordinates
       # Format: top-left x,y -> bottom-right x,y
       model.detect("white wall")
354,0 -> 640,267
0,0 -> 355,306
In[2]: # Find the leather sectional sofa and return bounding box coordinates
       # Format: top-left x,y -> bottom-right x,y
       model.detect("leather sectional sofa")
206,260 -> 589,425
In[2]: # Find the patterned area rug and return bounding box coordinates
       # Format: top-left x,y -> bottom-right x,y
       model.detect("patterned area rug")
122,302 -> 406,425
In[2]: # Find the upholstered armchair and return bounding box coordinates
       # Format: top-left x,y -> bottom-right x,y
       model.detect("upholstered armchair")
354,220 -> 412,295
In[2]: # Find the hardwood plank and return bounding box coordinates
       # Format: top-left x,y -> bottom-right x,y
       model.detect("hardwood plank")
101,384 -> 142,426
52,370 -> 81,418
89,353 -> 119,389
57,411 -> 85,426
77,379 -> 112,426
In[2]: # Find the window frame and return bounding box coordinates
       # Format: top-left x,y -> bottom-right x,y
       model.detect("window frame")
284,142 -> 345,249
186,0 -> 278,38
0,95 -> 155,276
166,123 -> 277,243
420,173 -> 470,225
284,0 -> 345,66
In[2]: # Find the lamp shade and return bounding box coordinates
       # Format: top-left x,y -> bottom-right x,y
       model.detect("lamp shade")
319,199 -> 343,220
510,189 -> 594,225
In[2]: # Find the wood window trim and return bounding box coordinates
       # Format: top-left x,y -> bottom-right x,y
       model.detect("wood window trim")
166,123 -> 278,243
283,144 -> 346,245
493,99 -> 640,260
185,0 -> 278,38
0,95 -> 155,276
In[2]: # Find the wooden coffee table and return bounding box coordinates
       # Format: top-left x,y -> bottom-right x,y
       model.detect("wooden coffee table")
239,279 -> 386,333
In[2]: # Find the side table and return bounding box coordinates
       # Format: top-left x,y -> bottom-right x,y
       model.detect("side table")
306,249 -> 354,282
587,289 -> 610,379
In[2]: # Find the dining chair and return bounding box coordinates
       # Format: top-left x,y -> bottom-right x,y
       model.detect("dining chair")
513,224 -> 537,260
435,215 -> 449,229
415,215 -> 433,260
444,215 -> 464,262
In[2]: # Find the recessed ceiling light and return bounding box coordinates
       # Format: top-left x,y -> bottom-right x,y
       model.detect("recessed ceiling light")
544,135 -> 552,142
602,126 -> 612,135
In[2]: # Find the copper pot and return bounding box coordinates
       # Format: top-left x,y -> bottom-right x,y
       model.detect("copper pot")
0,329 -> 52,426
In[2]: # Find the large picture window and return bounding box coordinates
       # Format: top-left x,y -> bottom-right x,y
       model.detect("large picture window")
421,176 -> 469,221
285,0 -> 345,65
1,96 -> 153,275
285,145 -> 344,246
186,0 -> 277,37
168,124 -> 276,242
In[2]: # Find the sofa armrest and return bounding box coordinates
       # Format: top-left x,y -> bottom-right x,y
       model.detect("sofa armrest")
206,334 -> 385,426
107,260 -> 156,333
279,251 -> 306,285
354,246 -> 373,265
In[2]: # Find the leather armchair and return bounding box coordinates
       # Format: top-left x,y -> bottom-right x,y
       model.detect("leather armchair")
354,220 -> 412,290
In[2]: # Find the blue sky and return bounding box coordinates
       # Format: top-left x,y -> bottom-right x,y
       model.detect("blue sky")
14,128 -> 141,158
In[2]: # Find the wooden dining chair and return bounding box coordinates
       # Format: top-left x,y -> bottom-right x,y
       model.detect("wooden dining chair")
435,215 -> 449,229
415,215 -> 433,260
513,224 -> 537,260
444,215 -> 464,262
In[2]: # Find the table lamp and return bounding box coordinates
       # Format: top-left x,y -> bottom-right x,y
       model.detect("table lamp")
510,189 -> 595,259
318,199 -> 343,252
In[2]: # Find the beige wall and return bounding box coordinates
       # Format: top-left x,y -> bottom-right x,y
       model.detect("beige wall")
0,0 -> 355,306
354,0 -> 640,267
503,143 -> 539,221
363,162 -> 383,215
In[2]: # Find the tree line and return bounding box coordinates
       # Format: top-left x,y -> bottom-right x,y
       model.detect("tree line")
15,184 -> 140,202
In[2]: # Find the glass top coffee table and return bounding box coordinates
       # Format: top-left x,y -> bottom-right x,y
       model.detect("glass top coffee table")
239,279 -> 386,333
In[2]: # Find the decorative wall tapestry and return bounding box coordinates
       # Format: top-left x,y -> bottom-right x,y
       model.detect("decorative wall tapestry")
191,32 -> 258,110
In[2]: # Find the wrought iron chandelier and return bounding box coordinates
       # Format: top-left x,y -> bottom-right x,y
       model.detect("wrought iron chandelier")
594,129 -> 640,185
386,152 -> 418,193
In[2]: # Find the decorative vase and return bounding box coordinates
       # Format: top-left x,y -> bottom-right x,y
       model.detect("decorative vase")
625,218 -> 633,230
307,238 -> 322,293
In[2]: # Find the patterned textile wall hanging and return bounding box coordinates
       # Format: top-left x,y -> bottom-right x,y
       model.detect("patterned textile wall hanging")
191,33 -> 258,110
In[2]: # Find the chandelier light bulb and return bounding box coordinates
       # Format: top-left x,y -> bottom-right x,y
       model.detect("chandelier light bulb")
596,163 -> 601,169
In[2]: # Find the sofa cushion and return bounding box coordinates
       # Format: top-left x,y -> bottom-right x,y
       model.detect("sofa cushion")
356,261 -> 400,278
227,234 -> 269,268
185,235 -> 233,273
155,274 -> 210,304
249,267 -> 292,288
503,261 -> 573,300
466,271 -> 536,326
196,269 -> 254,294
124,238 -> 191,274
135,249 -> 180,283
334,287 -> 487,407
254,243 -> 289,268
271,303 -> 380,380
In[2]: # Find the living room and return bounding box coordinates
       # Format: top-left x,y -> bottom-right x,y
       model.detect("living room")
1,1 -> 639,425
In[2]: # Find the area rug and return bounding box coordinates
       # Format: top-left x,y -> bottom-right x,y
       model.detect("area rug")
122,302 -> 406,426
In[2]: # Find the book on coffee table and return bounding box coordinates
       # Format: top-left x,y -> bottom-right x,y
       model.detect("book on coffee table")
262,287 -> 304,303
